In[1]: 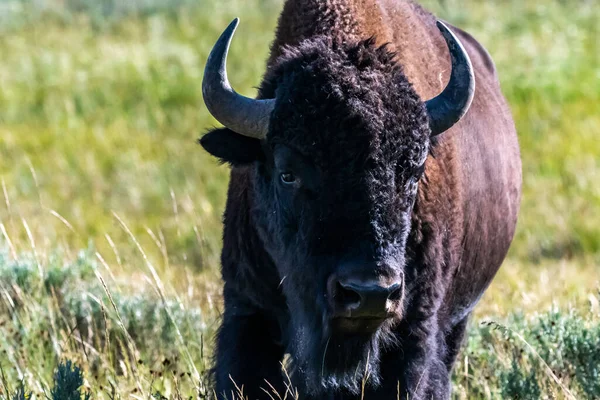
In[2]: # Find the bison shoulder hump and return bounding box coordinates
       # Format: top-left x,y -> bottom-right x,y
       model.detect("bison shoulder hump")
447,22 -> 498,79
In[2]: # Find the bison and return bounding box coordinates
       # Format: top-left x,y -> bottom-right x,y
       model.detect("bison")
199,0 -> 521,399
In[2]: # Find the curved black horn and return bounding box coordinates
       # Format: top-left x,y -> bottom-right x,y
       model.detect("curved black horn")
202,18 -> 274,139
425,21 -> 475,136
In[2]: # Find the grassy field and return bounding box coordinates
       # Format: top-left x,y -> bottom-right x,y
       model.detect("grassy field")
0,0 -> 598,398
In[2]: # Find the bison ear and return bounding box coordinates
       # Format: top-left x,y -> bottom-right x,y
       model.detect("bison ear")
199,128 -> 264,166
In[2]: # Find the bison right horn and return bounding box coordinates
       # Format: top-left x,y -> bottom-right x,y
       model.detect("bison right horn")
202,18 -> 275,139
425,21 -> 476,136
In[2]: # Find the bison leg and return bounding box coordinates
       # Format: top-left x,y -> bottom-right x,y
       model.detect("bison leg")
214,310 -> 285,400
442,315 -> 470,372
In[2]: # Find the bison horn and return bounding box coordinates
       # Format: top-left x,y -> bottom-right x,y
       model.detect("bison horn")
202,18 -> 274,139
425,21 -> 476,136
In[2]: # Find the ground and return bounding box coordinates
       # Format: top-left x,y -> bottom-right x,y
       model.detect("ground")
0,0 -> 598,399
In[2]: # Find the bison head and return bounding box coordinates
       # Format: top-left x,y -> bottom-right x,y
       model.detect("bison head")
200,19 -> 474,395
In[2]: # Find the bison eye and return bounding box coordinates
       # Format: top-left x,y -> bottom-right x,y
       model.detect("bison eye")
280,172 -> 297,185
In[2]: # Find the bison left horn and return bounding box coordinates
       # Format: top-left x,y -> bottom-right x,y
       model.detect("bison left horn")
425,21 -> 476,136
202,18 -> 274,139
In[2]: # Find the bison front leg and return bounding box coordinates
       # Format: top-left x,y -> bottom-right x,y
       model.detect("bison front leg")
214,305 -> 285,400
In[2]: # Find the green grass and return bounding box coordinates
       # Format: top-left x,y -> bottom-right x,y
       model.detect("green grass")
0,0 -> 598,398
1,250 -> 599,399
0,249 -> 215,398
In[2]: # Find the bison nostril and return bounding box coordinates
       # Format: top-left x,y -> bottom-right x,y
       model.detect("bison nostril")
387,284 -> 403,302
329,277 -> 402,318
335,282 -> 362,309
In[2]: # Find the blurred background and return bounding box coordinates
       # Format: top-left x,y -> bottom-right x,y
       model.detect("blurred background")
0,0 -> 598,398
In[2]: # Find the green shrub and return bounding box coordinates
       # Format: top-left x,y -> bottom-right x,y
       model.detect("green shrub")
50,361 -> 90,400
453,308 -> 600,399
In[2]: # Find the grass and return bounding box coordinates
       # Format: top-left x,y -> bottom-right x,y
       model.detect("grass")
0,248 -> 215,398
1,250 -> 599,399
0,0 -> 598,398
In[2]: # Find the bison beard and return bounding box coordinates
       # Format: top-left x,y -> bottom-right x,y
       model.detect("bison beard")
289,309 -> 399,395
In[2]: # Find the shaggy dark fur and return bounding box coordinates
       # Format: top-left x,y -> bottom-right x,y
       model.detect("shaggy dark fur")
200,1 -> 522,399
258,37 -> 429,395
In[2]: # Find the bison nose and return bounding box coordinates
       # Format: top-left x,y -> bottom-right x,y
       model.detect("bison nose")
328,277 -> 403,319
